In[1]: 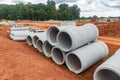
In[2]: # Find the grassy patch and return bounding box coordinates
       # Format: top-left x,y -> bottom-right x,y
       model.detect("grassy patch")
0,24 -> 6,26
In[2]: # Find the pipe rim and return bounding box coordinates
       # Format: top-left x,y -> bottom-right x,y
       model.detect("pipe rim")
47,26 -> 59,46
26,36 -> 32,46
36,39 -> 44,52
97,41 -> 109,56
43,41 -> 52,57
66,52 -> 82,74
57,31 -> 73,52
33,35 -> 39,48
94,66 -> 120,80
51,47 -> 65,65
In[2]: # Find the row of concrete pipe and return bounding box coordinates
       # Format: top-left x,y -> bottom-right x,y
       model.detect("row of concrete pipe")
24,23 -> 120,80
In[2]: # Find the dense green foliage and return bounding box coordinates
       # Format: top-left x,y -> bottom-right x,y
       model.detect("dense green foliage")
0,0 -> 80,20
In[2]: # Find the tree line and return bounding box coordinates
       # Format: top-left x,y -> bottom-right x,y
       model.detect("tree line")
0,0 -> 81,21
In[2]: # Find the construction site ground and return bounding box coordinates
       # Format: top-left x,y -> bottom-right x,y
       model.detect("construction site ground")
0,21 -> 120,80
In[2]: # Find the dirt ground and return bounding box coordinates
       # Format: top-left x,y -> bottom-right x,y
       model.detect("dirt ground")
0,23 -> 120,80
98,36 -> 120,53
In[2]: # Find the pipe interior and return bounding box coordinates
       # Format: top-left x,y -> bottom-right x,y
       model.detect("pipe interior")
48,27 -> 59,43
52,48 -> 64,64
95,69 -> 120,80
58,32 -> 72,50
26,36 -> 32,45
36,40 -> 43,52
33,36 -> 39,46
66,53 -> 81,72
45,42 -> 52,55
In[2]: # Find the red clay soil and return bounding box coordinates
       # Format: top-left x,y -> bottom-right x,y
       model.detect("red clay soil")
0,26 -> 119,80
97,21 -> 120,37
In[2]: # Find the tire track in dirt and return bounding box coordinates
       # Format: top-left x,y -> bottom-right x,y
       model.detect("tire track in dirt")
98,36 -> 120,53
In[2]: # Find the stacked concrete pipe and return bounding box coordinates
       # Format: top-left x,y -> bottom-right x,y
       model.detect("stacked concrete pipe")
11,29 -> 30,37
49,23 -> 109,76
10,27 -> 29,34
11,23 -> 110,76
65,41 -> 109,74
10,27 -> 30,41
94,49 -> 120,80
50,23 -> 99,64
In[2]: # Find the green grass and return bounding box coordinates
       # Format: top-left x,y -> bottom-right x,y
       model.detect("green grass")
0,24 -> 6,26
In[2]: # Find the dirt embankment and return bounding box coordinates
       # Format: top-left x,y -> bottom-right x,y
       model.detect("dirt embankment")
97,21 -> 120,37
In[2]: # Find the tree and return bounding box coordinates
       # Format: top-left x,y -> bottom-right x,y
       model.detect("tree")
58,3 -> 69,20
0,0 -> 81,20
69,4 -> 81,20
92,15 -> 98,19
46,0 -> 56,20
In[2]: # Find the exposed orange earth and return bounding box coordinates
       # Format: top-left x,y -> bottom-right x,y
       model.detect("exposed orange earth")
97,21 -> 120,37
0,21 -> 120,80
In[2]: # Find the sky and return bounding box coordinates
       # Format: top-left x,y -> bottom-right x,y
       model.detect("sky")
0,0 -> 120,17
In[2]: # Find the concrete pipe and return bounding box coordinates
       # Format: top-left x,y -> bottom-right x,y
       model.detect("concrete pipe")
94,49 -> 120,80
32,32 -> 46,48
10,27 -> 30,34
11,30 -> 30,37
26,32 -> 36,46
43,41 -> 53,57
10,34 -> 27,41
36,37 -> 47,52
47,25 -> 75,46
65,41 -> 108,74
10,27 -> 29,31
51,47 -> 66,65
57,23 -> 99,52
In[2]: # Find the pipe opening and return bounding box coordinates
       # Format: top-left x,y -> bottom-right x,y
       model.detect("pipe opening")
26,36 -> 32,46
57,32 -> 72,50
33,36 -> 39,47
44,41 -> 52,57
95,69 -> 120,80
36,40 -> 43,52
52,48 -> 65,65
66,53 -> 81,72
48,27 -> 59,44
